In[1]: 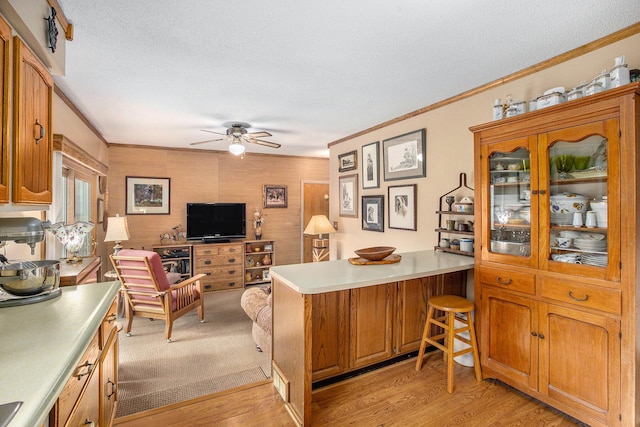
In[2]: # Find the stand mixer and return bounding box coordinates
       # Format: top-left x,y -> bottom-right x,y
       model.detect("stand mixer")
0,217 -> 61,308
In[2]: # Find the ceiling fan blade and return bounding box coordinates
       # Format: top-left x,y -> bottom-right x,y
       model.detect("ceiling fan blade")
190,137 -> 225,146
247,131 -> 272,138
201,129 -> 227,136
250,138 -> 281,149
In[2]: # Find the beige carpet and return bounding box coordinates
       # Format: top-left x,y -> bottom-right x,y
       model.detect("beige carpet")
116,288 -> 271,417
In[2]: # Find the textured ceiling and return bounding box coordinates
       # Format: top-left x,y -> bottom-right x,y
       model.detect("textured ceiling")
53,1 -> 640,157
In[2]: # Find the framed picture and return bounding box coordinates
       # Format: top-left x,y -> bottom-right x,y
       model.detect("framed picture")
263,185 -> 288,208
361,141 -> 380,189
339,174 -> 358,217
262,270 -> 271,281
383,129 -> 426,181
362,195 -> 384,232
97,198 -> 105,224
338,150 -> 357,172
264,242 -> 273,251
126,176 -> 170,215
388,184 -> 417,230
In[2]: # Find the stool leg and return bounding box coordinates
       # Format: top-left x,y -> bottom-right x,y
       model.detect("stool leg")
467,313 -> 482,382
415,304 -> 435,371
446,312 -> 455,393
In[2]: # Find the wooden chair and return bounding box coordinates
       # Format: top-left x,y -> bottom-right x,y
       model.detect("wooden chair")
415,294 -> 482,393
110,249 -> 206,342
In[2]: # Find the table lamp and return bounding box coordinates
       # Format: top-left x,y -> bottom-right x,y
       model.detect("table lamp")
303,215 -> 336,262
104,214 -> 130,256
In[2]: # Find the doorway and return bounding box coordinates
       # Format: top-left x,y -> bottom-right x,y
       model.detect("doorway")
302,181 -> 330,263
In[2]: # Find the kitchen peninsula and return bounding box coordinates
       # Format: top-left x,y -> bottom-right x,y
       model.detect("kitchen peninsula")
270,250 -> 474,426
0,281 -> 120,427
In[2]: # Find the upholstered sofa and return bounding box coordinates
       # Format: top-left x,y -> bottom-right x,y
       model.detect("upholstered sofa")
240,286 -> 272,356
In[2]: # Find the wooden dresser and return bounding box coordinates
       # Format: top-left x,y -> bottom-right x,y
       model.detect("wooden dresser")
193,243 -> 244,291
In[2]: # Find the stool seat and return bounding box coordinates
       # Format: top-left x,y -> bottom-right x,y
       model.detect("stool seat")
427,295 -> 475,312
415,294 -> 482,393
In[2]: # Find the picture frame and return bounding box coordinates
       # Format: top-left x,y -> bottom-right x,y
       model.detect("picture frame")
262,270 -> 271,281
383,129 -> 426,181
339,174 -> 358,217
361,141 -> 380,189
263,185 -> 288,208
362,195 -> 384,232
97,198 -> 104,224
338,150 -> 357,172
126,176 -> 171,215
264,243 -> 273,251
388,184 -> 417,230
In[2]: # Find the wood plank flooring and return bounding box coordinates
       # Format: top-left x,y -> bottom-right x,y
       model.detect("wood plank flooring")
114,354 -> 585,426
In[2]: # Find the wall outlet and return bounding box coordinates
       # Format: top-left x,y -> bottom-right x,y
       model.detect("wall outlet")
272,364 -> 289,402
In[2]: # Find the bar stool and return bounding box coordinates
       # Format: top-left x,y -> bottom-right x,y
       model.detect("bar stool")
415,294 -> 482,393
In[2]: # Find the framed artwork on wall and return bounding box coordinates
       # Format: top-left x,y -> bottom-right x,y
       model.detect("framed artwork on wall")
388,184 -> 417,230
264,184 -> 288,208
126,176 -> 171,215
339,174 -> 358,217
338,150 -> 357,172
362,195 -> 384,232
383,129 -> 426,181
361,141 -> 380,189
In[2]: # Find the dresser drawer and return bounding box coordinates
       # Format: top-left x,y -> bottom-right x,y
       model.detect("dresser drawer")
194,254 -> 241,268
202,275 -> 243,291
478,265 -> 535,295
57,332 -> 100,425
194,244 -> 242,257
196,266 -> 242,280
539,276 -> 621,315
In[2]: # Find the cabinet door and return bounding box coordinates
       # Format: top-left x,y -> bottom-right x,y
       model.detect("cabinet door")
395,278 -> 431,354
350,283 -> 395,369
311,291 -> 349,381
12,37 -> 53,204
539,119 -> 620,282
481,136 -> 538,268
480,286 -> 538,391
100,330 -> 118,427
0,17 -> 9,203
538,303 -> 620,426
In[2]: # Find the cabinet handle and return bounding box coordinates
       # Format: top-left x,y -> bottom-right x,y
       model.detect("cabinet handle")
538,334 -> 545,339
539,190 -> 546,195
531,190 -> 538,195
34,119 -> 45,143
83,420 -> 95,426
228,258 -> 236,263
205,272 -> 211,276
228,270 -> 235,274
204,260 -> 211,265
228,282 -> 235,287
531,331 -> 537,337
496,276 -> 512,285
106,314 -> 117,323
568,291 -> 589,302
75,361 -> 94,379
107,379 -> 117,398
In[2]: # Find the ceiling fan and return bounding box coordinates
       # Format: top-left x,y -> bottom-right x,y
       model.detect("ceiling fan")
190,122 -> 281,155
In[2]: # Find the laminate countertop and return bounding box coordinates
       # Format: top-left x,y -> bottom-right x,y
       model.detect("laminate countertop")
269,250 -> 474,294
0,281 -> 120,427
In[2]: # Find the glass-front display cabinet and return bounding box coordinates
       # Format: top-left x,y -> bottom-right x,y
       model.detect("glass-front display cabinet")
480,120 -> 620,281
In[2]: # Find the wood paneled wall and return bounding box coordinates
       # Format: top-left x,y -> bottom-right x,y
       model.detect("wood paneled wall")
106,145 -> 329,267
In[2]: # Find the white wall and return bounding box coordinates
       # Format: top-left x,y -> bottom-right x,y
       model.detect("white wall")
329,33 -> 640,260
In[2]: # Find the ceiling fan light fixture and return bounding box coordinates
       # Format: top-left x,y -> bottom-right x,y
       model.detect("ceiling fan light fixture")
229,141 -> 245,155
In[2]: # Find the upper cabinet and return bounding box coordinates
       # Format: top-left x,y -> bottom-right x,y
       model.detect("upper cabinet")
12,36 -> 53,204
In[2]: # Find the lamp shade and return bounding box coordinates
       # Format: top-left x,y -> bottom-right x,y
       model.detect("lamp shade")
104,215 -> 130,242
304,215 -> 336,236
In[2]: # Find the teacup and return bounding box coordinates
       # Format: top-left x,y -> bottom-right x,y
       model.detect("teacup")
554,237 -> 572,248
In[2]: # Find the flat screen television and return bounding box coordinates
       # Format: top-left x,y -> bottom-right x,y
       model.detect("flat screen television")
186,203 -> 246,242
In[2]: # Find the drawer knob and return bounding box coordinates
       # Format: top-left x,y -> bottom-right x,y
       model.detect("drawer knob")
531,331 -> 537,337
496,277 -> 512,285
204,260 -> 211,265
228,258 -> 236,263
568,291 -> 589,302
83,420 -> 95,426
228,270 -> 235,274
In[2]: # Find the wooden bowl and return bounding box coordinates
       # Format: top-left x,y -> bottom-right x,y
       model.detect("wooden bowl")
354,246 -> 396,261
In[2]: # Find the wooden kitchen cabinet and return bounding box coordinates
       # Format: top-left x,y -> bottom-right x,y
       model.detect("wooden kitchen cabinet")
12,36 -> 53,204
311,271 -> 467,382
0,16 -> 10,203
471,83 -> 639,427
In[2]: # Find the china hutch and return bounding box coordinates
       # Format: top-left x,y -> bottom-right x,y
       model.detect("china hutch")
471,83 -> 639,427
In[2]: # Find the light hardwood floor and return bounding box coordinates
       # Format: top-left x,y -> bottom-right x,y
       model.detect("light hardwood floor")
114,354 -> 585,426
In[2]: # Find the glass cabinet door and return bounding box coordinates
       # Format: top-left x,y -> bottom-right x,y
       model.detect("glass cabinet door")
540,119 -> 620,282
482,136 -> 538,268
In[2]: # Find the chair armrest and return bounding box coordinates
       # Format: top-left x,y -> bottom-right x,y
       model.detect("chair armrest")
168,273 -> 207,293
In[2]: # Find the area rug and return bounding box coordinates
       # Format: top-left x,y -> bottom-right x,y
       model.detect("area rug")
115,288 -> 271,417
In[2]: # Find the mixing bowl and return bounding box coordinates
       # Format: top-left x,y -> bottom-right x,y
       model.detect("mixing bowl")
0,260 -> 60,296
